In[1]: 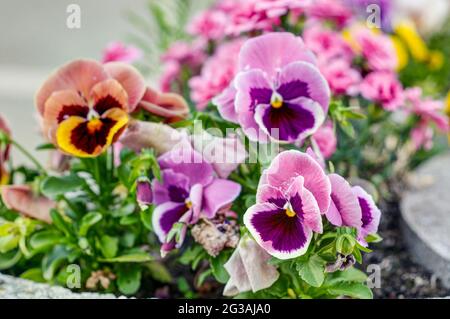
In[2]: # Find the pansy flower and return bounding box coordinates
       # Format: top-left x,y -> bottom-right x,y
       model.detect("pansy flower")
0,114 -> 11,184
233,32 -> 330,143
152,145 -> 241,253
35,59 -> 146,157
325,173 -> 362,228
352,186 -> 381,245
244,150 -> 331,259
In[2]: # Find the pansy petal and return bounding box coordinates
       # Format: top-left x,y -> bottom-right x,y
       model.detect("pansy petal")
152,169 -> 190,205
234,69 -> 272,142
327,174 -> 362,228
120,120 -> 183,155
56,108 -> 128,157
278,61 -> 330,112
138,87 -> 189,122
238,32 -> 316,78
203,179 -> 241,218
103,62 -> 146,112
256,184 -> 286,207
261,150 -> 331,214
353,186 -> 381,237
152,201 -> 188,242
254,97 -> 324,143
287,176 -> 323,233
35,59 -> 108,115
244,202 -> 312,260
187,183 -> 203,223
1,185 -> 55,224
42,90 -> 89,141
213,84 -> 238,123
158,144 -> 214,187
90,79 -> 128,114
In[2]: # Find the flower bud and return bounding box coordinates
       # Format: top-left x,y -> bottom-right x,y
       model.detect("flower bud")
136,177 -> 153,209
336,234 -> 356,256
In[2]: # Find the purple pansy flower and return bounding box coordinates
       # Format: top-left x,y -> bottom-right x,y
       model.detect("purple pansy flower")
215,32 -> 330,143
136,177 -> 153,209
352,186 -> 381,245
244,150 -> 331,259
152,145 -> 241,252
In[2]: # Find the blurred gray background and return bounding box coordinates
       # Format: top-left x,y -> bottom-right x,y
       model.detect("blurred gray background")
0,0 -> 148,165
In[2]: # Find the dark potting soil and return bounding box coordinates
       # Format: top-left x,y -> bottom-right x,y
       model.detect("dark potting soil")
362,201 -> 450,299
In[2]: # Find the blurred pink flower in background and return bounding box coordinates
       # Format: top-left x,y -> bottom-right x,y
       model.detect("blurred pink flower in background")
187,10 -> 228,40
303,25 -> 354,63
411,121 -> 434,150
189,39 -> 244,110
360,71 -> 404,111
404,87 -> 449,132
351,28 -> 397,71
160,41 -> 206,92
312,121 -> 337,159
305,0 -> 353,29
101,41 -> 143,64
320,59 -> 361,96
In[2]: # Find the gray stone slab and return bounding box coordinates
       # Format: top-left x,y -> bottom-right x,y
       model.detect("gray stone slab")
401,152 -> 450,288
0,273 -> 119,299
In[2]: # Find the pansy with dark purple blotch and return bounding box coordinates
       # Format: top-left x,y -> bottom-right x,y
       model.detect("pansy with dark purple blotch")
352,186 -> 381,246
152,144 -> 241,253
234,33 -> 330,143
244,150 -> 330,259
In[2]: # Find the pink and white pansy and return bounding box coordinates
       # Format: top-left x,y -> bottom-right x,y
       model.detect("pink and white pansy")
244,150 -> 331,259
215,32 -> 330,143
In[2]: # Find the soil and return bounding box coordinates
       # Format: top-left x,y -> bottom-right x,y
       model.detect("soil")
362,201 -> 450,299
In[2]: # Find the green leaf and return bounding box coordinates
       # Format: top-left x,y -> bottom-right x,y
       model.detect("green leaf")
296,254 -> 326,287
0,234 -> 20,253
78,212 -> 102,236
196,269 -> 213,287
99,252 -> 152,263
338,120 -> 356,138
119,214 -> 139,226
0,249 -> 22,270
140,206 -> 154,231
42,246 -> 70,280
209,252 -> 231,284
50,210 -> 73,237
40,174 -> 84,197
325,267 -> 368,286
117,265 -> 142,295
20,268 -> 46,282
35,143 -> 56,151
365,233 -> 382,243
146,261 -> 172,283
99,235 -> 119,259
326,282 -> 373,299
30,230 -> 64,251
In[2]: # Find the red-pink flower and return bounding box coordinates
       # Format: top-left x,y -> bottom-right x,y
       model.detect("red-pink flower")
101,41 -> 143,64
305,0 -> 353,29
187,10 -> 228,40
410,121 -> 434,150
319,59 -> 361,96
351,27 -> 397,71
312,121 -> 337,159
360,71 -> 404,111
189,39 -> 244,110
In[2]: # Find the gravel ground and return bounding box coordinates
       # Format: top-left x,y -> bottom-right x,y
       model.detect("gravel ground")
363,201 -> 450,299
0,273 -> 120,299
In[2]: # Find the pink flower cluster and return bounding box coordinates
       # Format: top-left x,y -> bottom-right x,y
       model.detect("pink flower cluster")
189,39 -> 245,110
187,0 -> 308,41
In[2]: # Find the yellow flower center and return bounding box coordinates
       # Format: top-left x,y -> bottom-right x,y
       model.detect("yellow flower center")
87,118 -> 103,133
285,208 -> 296,218
185,200 -> 193,209
270,92 -> 283,109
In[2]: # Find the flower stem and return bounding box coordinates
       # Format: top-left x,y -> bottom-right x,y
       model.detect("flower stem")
10,140 -> 46,174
